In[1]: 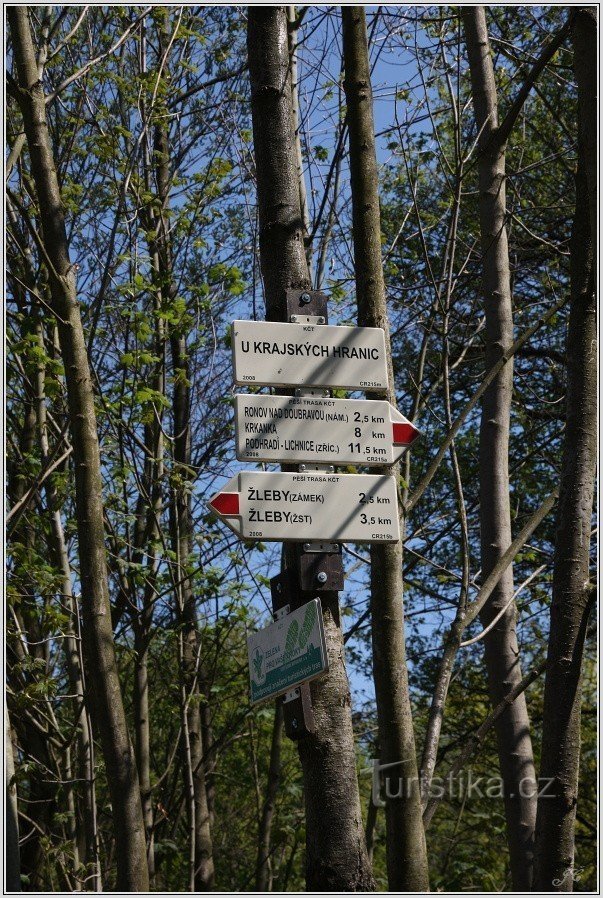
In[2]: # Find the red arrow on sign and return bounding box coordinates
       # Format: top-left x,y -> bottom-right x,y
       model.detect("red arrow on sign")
392,421 -> 420,446
207,471 -> 401,543
209,492 -> 239,516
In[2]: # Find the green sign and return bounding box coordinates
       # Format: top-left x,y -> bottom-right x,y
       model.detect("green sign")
247,599 -> 328,705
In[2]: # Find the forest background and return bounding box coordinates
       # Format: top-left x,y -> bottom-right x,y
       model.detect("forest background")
4,4 -> 598,894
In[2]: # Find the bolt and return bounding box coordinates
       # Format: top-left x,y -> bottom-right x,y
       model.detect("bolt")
300,292 -> 311,304
317,316 -> 325,324
303,543 -> 312,552
290,315 -> 298,322
299,464 -> 306,472
291,718 -> 299,729
316,571 -> 328,585
276,582 -> 282,594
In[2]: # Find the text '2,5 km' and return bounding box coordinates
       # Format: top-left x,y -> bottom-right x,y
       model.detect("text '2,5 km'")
209,471 -> 400,543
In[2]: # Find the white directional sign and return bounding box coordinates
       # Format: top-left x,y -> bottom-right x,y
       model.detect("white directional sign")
235,394 -> 419,465
247,599 -> 328,705
231,319 -> 388,390
207,471 -> 400,543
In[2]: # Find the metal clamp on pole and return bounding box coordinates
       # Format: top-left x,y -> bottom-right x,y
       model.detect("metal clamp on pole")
285,288 -> 328,322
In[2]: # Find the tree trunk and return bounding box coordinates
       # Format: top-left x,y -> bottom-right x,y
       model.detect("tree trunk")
6,216 -> 60,891
23,290 -> 99,887
42,415 -> 99,888
130,412 -> 162,889
248,7 -> 375,891
129,28 -> 169,884
341,7 -> 429,891
364,797 -> 378,865
287,5 -> 313,276
462,8 -> 537,889
133,619 -> 155,885
256,702 -> 284,891
6,702 -> 21,892
533,9 -> 597,891
153,16 -> 215,889
8,7 -> 149,890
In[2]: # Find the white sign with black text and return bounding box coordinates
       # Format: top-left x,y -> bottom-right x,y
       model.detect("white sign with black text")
231,319 -> 388,390
207,470 -> 400,543
234,394 -> 419,465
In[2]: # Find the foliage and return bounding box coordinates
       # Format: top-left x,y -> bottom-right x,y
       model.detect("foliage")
5,5 -> 595,892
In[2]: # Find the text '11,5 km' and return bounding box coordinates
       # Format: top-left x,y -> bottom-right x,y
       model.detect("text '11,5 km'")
207,306 -> 418,707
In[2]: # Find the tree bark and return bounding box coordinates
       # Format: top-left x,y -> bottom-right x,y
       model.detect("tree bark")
364,797 -> 378,865
153,15 -> 215,889
341,7 -> 429,891
287,5 -> 313,276
533,8 -> 597,890
128,26 -> 169,885
462,8 -> 538,889
248,8 -> 375,891
35,344 -> 99,888
6,702 -> 21,892
255,702 -> 284,891
8,7 -> 149,890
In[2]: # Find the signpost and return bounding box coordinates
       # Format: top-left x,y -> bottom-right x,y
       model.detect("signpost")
207,470 -> 400,543
247,598 -> 328,705
231,319 -> 388,390
208,292 -> 418,734
234,394 -> 419,465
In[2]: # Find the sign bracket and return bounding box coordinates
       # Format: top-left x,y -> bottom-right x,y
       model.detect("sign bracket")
283,688 -> 301,703
272,604 -> 290,621
270,570 -> 316,739
286,288 -> 328,323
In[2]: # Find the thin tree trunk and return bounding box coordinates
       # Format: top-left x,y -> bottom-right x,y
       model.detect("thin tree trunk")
314,149 -> 342,290
364,797 -> 378,865
8,7 -> 149,890
256,702 -> 284,891
130,406 -> 163,890
248,8 -> 375,890
9,103 -> 101,898
6,219 -> 58,891
133,616 -> 155,886
24,294 -> 100,888
199,677 -> 216,825
153,16 -> 215,889
341,7 -> 429,891
129,28 -> 166,885
287,5 -> 313,277
41,412 -> 99,889
462,8 -> 537,888
533,9 -> 597,891
165,174 -> 215,898
6,702 -> 21,892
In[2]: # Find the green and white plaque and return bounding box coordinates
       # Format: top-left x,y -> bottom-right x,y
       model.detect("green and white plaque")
247,599 -> 328,705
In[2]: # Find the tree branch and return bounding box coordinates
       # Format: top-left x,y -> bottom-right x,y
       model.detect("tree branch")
463,489 -> 558,630
405,294 -> 567,514
493,14 -> 573,150
45,6 -> 153,105
167,62 -> 247,109
423,657 -> 548,827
